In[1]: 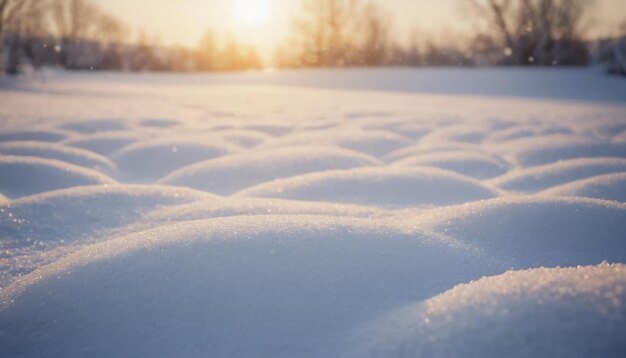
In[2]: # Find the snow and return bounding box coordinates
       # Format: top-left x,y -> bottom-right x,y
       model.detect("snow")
490,157 -> 626,192
391,150 -> 511,179
540,172 -> 626,202
261,129 -> 413,157
0,216 -> 492,358
141,198 -> 386,226
237,167 -> 500,207
0,141 -> 116,172
504,136 -> 626,167
347,263 -> 626,358
0,68 -> 625,357
0,129 -> 69,143
110,138 -> 238,182
59,118 -> 127,134
412,197 -> 626,268
160,146 -> 383,195
0,156 -> 116,199
62,132 -> 144,155
0,184 -> 213,243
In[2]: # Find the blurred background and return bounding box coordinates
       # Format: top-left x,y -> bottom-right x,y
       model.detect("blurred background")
0,0 -> 625,77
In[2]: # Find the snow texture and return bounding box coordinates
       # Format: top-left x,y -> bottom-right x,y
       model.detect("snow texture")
0,216 -> 492,358
490,157 -> 626,192
540,172 -> 626,202
237,167 -> 500,207
347,263 -> 626,358
111,139 -> 239,182
1,68 -> 625,357
0,156 -> 116,199
161,146 -> 382,195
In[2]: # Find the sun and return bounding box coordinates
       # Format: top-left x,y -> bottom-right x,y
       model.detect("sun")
234,0 -> 270,27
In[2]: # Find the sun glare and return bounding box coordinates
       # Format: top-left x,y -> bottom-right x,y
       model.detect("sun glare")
234,0 -> 270,27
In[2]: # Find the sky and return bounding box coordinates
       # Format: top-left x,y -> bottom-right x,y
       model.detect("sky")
94,0 -> 626,54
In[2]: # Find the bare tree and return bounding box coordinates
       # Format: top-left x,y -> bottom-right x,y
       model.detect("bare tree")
196,30 -> 218,71
280,0 -> 394,68
465,0 -> 593,65
97,12 -> 128,70
289,0 -> 354,67
0,0 -> 32,75
351,2 -> 390,66
49,0 -> 101,68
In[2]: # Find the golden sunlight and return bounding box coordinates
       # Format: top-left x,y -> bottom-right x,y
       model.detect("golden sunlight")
233,0 -> 270,27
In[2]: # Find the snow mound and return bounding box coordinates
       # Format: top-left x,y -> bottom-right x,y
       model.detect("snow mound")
508,136 -> 626,166
62,132 -> 143,155
416,197 -> 626,268
0,156 -> 116,199
139,118 -> 180,128
419,125 -> 489,145
0,129 -> 68,143
384,143 -> 480,162
490,157 -> 626,193
59,119 -> 127,133
237,167 -> 500,207
0,141 -> 116,172
142,197 -> 385,225
347,263 -> 626,358
0,184 -> 213,243
111,139 -> 238,182
241,123 -> 292,136
161,146 -> 382,195
392,151 -> 511,179
262,129 -> 412,158
488,125 -> 573,143
366,122 -> 431,139
0,216 -> 491,358
541,172 -> 626,202
214,129 -> 272,148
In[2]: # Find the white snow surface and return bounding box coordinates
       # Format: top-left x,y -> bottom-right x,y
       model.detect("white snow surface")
346,263 -> 626,358
0,68 -> 625,357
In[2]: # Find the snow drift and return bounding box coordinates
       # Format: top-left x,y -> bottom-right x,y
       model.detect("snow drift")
238,167 -> 500,207
0,216 -> 493,358
347,263 -> 626,358
0,156 -> 116,199
414,197 -> 626,268
540,172 -> 626,202
161,146 -> 382,195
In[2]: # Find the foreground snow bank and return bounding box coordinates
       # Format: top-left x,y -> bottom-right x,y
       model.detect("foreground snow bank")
348,263 -> 626,358
0,216 -> 491,358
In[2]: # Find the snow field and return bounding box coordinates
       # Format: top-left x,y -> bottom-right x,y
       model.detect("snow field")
1,70 -> 626,357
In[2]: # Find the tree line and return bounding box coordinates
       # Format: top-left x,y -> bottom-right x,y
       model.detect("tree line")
1,0 -> 625,76
0,0 -> 262,75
